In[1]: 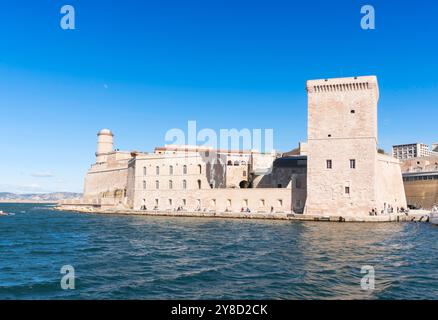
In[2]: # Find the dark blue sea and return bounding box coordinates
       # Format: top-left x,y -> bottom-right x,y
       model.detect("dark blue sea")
0,203 -> 437,300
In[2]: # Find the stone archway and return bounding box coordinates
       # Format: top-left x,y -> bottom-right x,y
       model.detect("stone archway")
239,180 -> 249,189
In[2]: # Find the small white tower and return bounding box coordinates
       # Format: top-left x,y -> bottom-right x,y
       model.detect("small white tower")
96,129 -> 114,163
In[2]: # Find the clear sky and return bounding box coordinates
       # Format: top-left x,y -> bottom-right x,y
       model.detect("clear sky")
0,0 -> 437,193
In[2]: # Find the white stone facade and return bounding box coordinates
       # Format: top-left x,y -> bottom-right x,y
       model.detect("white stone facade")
392,143 -> 438,160
82,135 -> 297,213
304,76 -> 406,216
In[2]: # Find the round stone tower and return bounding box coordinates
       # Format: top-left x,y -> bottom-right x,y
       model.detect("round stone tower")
96,129 -> 114,163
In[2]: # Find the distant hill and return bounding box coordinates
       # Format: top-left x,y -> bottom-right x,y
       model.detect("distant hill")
0,192 -> 82,202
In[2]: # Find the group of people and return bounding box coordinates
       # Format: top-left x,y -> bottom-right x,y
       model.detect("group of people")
239,206 -> 275,213
140,205 -> 278,214
369,205 -> 408,216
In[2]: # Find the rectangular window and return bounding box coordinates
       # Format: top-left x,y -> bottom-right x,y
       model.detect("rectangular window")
326,160 -> 332,169
143,167 -> 147,175
350,159 -> 356,169
345,186 -> 350,194
296,179 -> 302,189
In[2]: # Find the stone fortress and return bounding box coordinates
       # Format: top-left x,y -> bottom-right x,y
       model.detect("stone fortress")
82,135 -> 302,214
60,75 -> 407,217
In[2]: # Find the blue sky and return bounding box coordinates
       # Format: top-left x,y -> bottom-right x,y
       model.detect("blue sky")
0,0 -> 437,193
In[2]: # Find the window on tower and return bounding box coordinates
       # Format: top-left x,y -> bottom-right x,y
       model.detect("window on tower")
326,160 -> 332,169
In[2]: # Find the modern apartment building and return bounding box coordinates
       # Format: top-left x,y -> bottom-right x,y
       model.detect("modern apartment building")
392,143 -> 438,160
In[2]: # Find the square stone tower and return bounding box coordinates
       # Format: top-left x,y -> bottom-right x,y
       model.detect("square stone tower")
305,76 -> 388,216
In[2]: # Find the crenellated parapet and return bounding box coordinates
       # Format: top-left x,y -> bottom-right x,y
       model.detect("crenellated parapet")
306,76 -> 379,100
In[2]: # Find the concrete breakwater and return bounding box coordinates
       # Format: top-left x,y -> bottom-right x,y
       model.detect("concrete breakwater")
54,205 -> 430,223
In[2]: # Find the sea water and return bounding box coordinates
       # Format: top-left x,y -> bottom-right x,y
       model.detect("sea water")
0,203 -> 436,299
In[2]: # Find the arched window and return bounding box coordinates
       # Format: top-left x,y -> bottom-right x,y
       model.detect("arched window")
143,180 -> 146,190
197,179 -> 201,189
183,165 -> 187,175
155,180 -> 159,189
234,161 -> 239,166
156,166 -> 160,175
169,180 -> 173,189
227,160 -> 232,166
143,167 -> 147,175
169,165 -> 173,175
198,164 -> 202,174
182,180 -> 187,189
